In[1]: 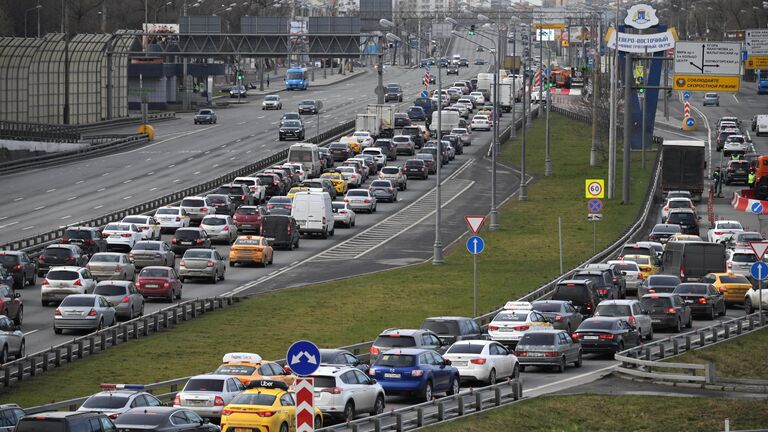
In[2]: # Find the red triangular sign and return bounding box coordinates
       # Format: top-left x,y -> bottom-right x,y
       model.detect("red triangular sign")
750,241 -> 768,260
465,216 -> 486,234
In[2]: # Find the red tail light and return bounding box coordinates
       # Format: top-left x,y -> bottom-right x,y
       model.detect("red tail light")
363,199 -> 370,203
163,282 -> 170,288
370,346 -> 380,355
214,396 -> 225,406
196,239 -> 203,244
73,279 -> 82,286
102,232 -> 110,237
544,352 -> 559,357
84,239 -> 95,245
66,256 -> 76,262
512,325 -> 529,331
714,231 -> 723,235
241,195 -> 246,201
121,296 -> 130,303
180,260 -> 186,267
256,411 -> 275,417
171,238 -> 177,244
173,394 -> 180,406
321,387 -> 343,394
39,255 -> 45,261
221,409 -> 233,416
140,226 -> 150,231
637,273 -> 644,281
274,181 -> 279,186
287,224 -> 292,234
88,308 -> 97,317
598,289 -> 609,295
114,266 -> 122,273
571,332 -> 582,340
554,314 -> 563,321
727,262 -> 733,268
13,264 -> 22,271
108,413 -> 119,420
120,233 -> 132,238
200,208 -> 208,212
55,308 -> 61,316
665,307 -> 677,314
515,351 -> 526,356
697,297 -> 708,304
488,325 -> 499,331
207,261 -> 214,267
680,265 -> 685,279
470,358 -> 487,365
599,334 -> 614,340
628,316 -> 636,326
175,217 -> 181,222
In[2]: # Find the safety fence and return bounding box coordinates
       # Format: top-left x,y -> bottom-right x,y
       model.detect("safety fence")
0,120 -> 80,143
0,120 -> 355,254
0,296 -> 246,390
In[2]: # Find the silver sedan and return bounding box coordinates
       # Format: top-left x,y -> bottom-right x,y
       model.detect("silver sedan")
54,294 -> 116,334
344,189 -> 377,213
129,241 -> 176,268
178,249 -> 227,284
200,215 -> 238,244
93,281 -> 145,321
86,252 -> 136,281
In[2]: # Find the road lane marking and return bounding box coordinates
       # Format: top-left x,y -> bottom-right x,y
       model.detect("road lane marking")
97,188 -> 106,192
193,171 -> 201,175
123,196 -> 133,200
13,197 -> 23,202
66,196 -> 77,201
33,206 -> 45,210
94,205 -> 103,209
213,164 -> 220,167
150,187 -> 158,191
75,180 -> 84,184
102,172 -> 110,176
187,157 -> 194,161
257,116 -> 265,119
60,215 -> 71,220
46,189 -> 56,193
168,164 -> 175,168
147,172 -> 154,176
23,329 -> 38,336
21,226 -> 34,231
0,217 -> 6,221
0,222 -> 19,229
173,179 -> 180,183
123,180 -> 132,184
733,94 -> 740,104
238,121 -> 247,125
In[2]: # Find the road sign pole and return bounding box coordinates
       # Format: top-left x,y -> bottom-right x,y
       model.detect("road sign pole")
473,252 -> 478,317
622,52 -> 632,204
593,220 -> 596,255
558,216 -> 563,274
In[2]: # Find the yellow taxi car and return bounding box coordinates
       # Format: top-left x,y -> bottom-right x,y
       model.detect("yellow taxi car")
702,272 -> 752,306
229,235 -> 274,267
287,186 -> 309,199
220,380 -> 323,432
320,171 -> 348,194
339,136 -> 361,154
622,254 -> 659,279
486,301 -> 553,346
214,353 -> 296,386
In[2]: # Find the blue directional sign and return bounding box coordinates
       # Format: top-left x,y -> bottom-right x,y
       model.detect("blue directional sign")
424,64 -> 431,72
466,236 -> 485,255
421,90 -> 428,98
286,340 -> 321,376
682,91 -> 691,100
685,117 -> 695,128
752,201 -> 764,215
751,261 -> 768,281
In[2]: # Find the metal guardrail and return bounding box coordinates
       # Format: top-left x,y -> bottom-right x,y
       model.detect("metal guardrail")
0,296 -> 247,391
0,120 -> 81,143
0,121 -> 355,254
615,313 -> 768,386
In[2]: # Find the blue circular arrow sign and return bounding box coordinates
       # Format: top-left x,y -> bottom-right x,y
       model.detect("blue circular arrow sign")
685,117 -> 695,127
683,91 -> 691,100
466,236 -> 485,255
286,340 -> 321,376
751,201 -> 764,215
751,261 -> 768,281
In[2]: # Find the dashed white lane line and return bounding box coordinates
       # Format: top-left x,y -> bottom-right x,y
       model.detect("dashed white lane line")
0,217 -> 5,221
246,150 -> 252,154
21,226 -> 34,231
102,172 -> 110,176
147,172 -> 155,176
75,180 -> 84,185
238,121 -> 247,125
213,164 -> 220,168
257,116 -> 265,119
270,121 -> 278,125
66,196 -> 77,201
150,187 -> 158,191
168,164 -> 175,168
33,206 -> 45,211
13,197 -> 23,202
60,215 -> 71,220
187,157 -> 194,161
230,156 -> 237,160
23,329 -> 38,337
193,171 -> 201,175
173,179 -> 181,183
46,189 -> 56,193
123,180 -> 132,184
0,221 -> 19,229
123,196 -> 133,200
97,188 -> 106,192
93,205 -> 103,209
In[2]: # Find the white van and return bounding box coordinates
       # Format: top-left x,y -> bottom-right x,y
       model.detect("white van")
757,115 -> 768,137
291,191 -> 334,238
287,143 -> 322,178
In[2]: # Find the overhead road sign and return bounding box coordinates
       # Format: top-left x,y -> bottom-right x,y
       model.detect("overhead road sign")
585,179 -> 605,199
533,23 -> 565,30
746,29 -> 768,55
467,236 -> 485,255
605,27 -> 677,53
536,29 -> 556,42
673,75 -> 740,92
745,56 -> 768,70
750,241 -> 768,260
674,42 -> 741,76
465,216 -> 486,234
286,340 -> 320,376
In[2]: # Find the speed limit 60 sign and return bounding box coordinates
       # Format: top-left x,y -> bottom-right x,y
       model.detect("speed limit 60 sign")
585,179 -> 605,199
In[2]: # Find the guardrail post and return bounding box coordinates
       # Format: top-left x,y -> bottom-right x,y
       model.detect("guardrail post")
172,308 -> 179,325
437,401 -> 445,421
685,334 -> 692,351
699,331 -> 706,347
416,407 -> 424,427
512,379 -> 523,400
736,319 -> 743,335
672,338 -> 679,355
89,336 -> 95,354
170,383 -> 178,393
76,340 -> 84,358
475,391 -> 483,412
457,396 -> 465,416
748,315 -> 755,330
182,304 -> 189,321
198,299 -> 206,314
122,325 -> 129,343
351,424 -> 359,432
55,348 -> 61,366
111,328 -> 118,346
191,302 -> 197,318
16,363 -> 23,381
66,344 -> 73,363
494,387 -> 502,406
100,332 -> 107,351
29,357 -> 37,376
644,347 -> 651,361
41,352 -> 49,372
705,363 -> 716,384
142,317 -> 149,336
132,322 -> 139,339
724,323 -> 730,339
711,326 -> 719,343
3,367 -> 9,386
374,418 -> 382,432
154,314 -> 160,332
162,311 -> 169,328
395,412 -> 403,431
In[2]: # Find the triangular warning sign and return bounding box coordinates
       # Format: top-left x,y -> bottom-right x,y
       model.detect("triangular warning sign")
750,241 -> 768,260
465,215 -> 486,234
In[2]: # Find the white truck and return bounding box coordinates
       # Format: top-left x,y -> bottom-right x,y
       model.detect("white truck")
355,114 -> 379,136
503,76 -> 523,102
498,83 -> 514,112
476,73 -> 494,100
366,104 -> 395,138
430,110 -> 460,134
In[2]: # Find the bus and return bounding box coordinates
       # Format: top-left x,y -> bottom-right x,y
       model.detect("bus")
285,67 -> 309,90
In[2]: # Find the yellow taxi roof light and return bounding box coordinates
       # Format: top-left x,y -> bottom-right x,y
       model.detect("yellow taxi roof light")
503,301 -> 533,310
223,352 -> 263,364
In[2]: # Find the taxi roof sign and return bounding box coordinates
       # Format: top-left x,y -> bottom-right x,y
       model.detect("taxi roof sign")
222,352 -> 263,364
246,379 -> 289,391
503,301 -> 533,310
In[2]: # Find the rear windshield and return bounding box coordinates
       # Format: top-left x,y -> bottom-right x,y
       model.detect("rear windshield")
329,143 -> 348,149
667,212 -> 695,223
311,376 -> 337,388
0,255 -> 19,264
184,378 -> 224,392
648,276 -> 680,286
373,335 -> 416,348
553,285 -> 589,302
202,217 -> 226,226
140,268 -> 170,278
47,270 -> 79,280
375,354 -> 415,367
493,311 -> 529,322
81,395 -> 129,409
595,304 -> 631,317
732,253 -> 757,262
626,256 -> 650,265
16,419 -> 69,432
133,242 -> 160,251
156,208 -> 179,215
60,297 -> 94,307
737,233 -> 763,242
641,297 -> 673,308
614,263 -> 639,272
90,254 -> 120,263
381,167 -> 399,174
573,274 -> 606,287
181,199 -> 205,207
175,230 -> 201,240
519,333 -> 557,345
717,222 -> 742,229
64,229 -> 93,239
269,197 -> 292,205
675,284 -> 708,294
446,343 -> 484,354
44,248 -> 74,258
235,179 -> 256,186
94,284 -> 127,296
113,411 -> 165,426
370,181 -> 391,187
184,250 -> 212,259
405,160 -> 424,167
217,186 -> 241,194
122,217 -> 147,224
236,207 -> 259,215
215,365 -> 257,376
720,275 -> 750,284
578,320 -> 616,330
207,195 -> 228,204
257,175 -> 276,184
230,393 -> 276,406
532,303 -> 562,313
621,246 -> 651,256
653,225 -> 681,233
347,190 -> 368,197
105,223 -> 132,231
421,320 -> 460,335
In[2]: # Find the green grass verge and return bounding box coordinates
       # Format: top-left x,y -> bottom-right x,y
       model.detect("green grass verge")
424,394 -> 768,431
669,326 -> 768,380
0,113 -> 653,407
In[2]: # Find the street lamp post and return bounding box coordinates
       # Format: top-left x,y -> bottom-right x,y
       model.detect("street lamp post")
24,5 -> 42,38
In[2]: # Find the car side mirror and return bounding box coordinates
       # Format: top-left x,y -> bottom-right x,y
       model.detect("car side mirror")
443,359 -> 451,366
369,378 -> 377,385
12,292 -> 20,299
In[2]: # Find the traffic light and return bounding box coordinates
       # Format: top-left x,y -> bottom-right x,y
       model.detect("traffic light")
469,25 -> 475,36
237,70 -> 244,81
635,75 -> 644,94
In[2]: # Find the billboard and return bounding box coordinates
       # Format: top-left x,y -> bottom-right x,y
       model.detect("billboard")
142,23 -> 178,49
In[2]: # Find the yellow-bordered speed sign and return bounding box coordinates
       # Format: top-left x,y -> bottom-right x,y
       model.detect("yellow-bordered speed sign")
585,179 -> 605,199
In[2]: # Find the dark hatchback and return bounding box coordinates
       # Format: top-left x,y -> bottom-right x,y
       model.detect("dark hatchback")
60,227 -> 107,256
641,293 -> 693,332
205,193 -> 236,216
403,159 -> 428,179
551,280 -> 599,317
648,223 -> 682,244
215,183 -> 253,207
638,275 -> 681,297
394,112 -> 411,127
673,283 -> 726,319
0,252 -> 37,289
256,173 -> 284,197
666,209 -> 700,235
572,270 -> 617,301
260,215 -> 300,250
407,106 -> 427,121
37,245 -> 89,276
420,316 -> 484,345
266,196 -> 293,215
114,406 -> 219,432
328,142 -> 353,161
170,228 -> 211,254
572,317 -> 642,356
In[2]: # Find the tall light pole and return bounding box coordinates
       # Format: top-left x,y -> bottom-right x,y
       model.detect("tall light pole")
378,19 -> 395,104
24,5 -> 42,38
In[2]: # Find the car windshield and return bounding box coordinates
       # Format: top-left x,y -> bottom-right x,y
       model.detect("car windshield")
43,247 -> 73,259
81,395 -> 129,409
90,254 -> 120,263
446,343 -> 484,354
283,121 -> 301,127
0,254 -> 19,264
234,238 -> 262,245
202,217 -> 227,226
133,242 -> 160,251
198,110 -> 213,115
180,199 -> 205,207
94,284 -> 127,296
184,250 -> 212,259
266,96 -> 279,101
113,411 -> 166,426
405,161 -> 423,167
207,195 -> 228,204
532,303 -> 563,313
347,190 -> 369,197
156,208 -> 179,215
653,225 -> 681,233
720,275 -> 750,284
122,217 -> 147,224
737,233 -> 763,242
648,276 -> 680,286
140,268 -> 170,278
300,100 -> 314,106
105,224 -> 131,231
595,304 -> 631,317
64,229 -> 93,239
553,285 -> 589,302
675,284 -> 708,294
332,203 -> 345,211
230,393 -> 277,406
732,253 -> 757,262
47,270 -> 79,280
374,335 -> 416,348
184,378 -> 224,392
370,181 -> 390,187
519,333 -> 557,345
60,296 -> 94,307
175,230 -> 201,241
215,365 -> 257,376
641,297 -> 673,308
579,320 -> 616,330
626,256 -> 650,265
375,354 -> 415,367
493,311 -> 529,322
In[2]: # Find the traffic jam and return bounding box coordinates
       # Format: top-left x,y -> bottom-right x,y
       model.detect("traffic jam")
2,61 -> 768,431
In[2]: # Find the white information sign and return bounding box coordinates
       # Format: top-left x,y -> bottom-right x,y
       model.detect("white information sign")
674,42 -> 741,76
746,29 -> 768,56
605,28 -> 677,53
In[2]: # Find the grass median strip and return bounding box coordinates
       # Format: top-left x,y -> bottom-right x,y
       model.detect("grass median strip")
1,113 -> 654,407
668,326 -> 768,380
424,394 -> 768,431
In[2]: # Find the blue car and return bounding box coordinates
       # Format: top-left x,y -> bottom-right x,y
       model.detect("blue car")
369,348 -> 460,402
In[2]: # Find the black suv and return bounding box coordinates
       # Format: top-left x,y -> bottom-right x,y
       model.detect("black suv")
725,160 -> 750,185
256,173 -> 284,197
38,244 -> 89,276
216,183 -> 253,207
60,227 -> 107,256
551,279 -> 599,317
420,316 -> 484,345
666,209 -> 700,235
205,193 -> 236,215
446,65 -> 459,75
14,411 -> 116,432
385,83 -> 403,102
279,119 -> 306,141
170,228 -> 212,254
0,252 -> 37,289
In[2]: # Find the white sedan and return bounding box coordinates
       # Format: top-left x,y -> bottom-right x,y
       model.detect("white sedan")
331,201 -> 357,228
469,92 -> 485,105
154,206 -> 191,232
443,340 -> 519,385
102,223 -> 143,251
352,131 -> 374,148
344,189 -> 377,213
336,166 -> 362,187
707,220 -> 743,244
470,115 -> 491,131
662,197 -> 696,222
121,215 -> 162,240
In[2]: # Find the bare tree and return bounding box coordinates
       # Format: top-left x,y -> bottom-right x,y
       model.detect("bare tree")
0,6 -> 13,36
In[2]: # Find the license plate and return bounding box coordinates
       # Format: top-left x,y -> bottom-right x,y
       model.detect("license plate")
685,300 -> 693,304
234,428 -> 252,432
452,361 -> 468,366
182,241 -> 193,245
384,373 -> 401,379
499,328 -> 514,332
583,336 -> 599,340
652,319 -> 661,323
527,352 -> 544,357
145,284 -> 159,288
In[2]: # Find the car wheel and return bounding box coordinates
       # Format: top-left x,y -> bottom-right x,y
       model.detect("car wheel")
719,302 -> 727,316
96,318 -> 104,331
175,289 -> 181,300
421,380 -> 433,402
343,401 -> 355,422
707,306 -> 715,320
314,415 -> 322,429
279,423 -> 289,432
574,350 -> 583,368
0,346 -> 7,364
556,356 -> 566,373
645,326 -> 654,341
674,319 -> 681,333
229,261 -> 235,267
211,272 -> 218,284
686,316 -> 693,328
371,394 -> 385,415
447,375 -> 460,396
487,368 -> 497,385
12,307 -> 23,326
16,339 -> 25,359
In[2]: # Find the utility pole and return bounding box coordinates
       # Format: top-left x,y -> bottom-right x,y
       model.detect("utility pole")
520,53 -> 528,201
434,59 -> 444,264
489,27 -> 500,230
622,52 -> 632,204
511,33 -> 517,139
538,14 -> 544,117
590,14 -> 600,167
545,40 -> 552,177
608,1 -> 620,200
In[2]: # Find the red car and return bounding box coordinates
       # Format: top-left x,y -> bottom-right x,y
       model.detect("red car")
0,285 -> 23,325
233,206 -> 269,233
135,266 -> 183,302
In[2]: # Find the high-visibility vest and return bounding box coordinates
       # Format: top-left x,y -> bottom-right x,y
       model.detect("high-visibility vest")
749,173 -> 756,184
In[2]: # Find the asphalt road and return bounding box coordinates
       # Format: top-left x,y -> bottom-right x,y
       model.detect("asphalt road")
0,35 -> 493,246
